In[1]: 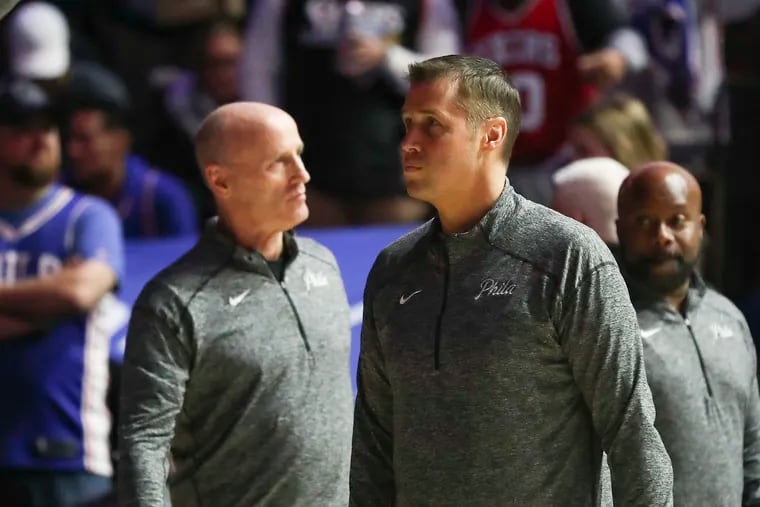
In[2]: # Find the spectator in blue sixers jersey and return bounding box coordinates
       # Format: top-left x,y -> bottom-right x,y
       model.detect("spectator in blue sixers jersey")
64,63 -> 198,238
0,78 -> 126,506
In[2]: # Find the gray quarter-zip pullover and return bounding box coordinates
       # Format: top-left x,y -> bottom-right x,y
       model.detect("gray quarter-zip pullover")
118,223 -> 354,507
630,273 -> 760,506
351,184 -> 673,506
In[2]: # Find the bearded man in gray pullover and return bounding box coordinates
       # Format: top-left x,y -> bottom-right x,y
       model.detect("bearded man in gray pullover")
617,162 -> 760,506
349,54 -> 673,506
118,103 -> 354,506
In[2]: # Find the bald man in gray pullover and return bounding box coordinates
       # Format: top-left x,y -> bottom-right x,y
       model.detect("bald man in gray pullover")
617,162 -> 760,506
118,103 -> 353,507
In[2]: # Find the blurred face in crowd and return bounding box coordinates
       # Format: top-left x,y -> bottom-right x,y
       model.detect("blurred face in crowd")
567,124 -> 612,161
201,30 -> 242,105
0,116 -> 60,188
66,109 -> 129,192
401,78 -> 482,208
205,106 -> 311,234
617,162 -> 705,295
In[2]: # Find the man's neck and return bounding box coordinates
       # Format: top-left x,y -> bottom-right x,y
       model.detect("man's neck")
92,163 -> 127,202
0,178 -> 52,213
664,281 -> 691,315
436,168 -> 506,234
218,215 -> 284,260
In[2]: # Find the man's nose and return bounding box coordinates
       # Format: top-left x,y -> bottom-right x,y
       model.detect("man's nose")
401,128 -> 421,154
654,222 -> 675,247
293,156 -> 310,184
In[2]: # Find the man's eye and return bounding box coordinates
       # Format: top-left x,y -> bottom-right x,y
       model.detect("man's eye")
635,217 -> 652,228
670,215 -> 687,228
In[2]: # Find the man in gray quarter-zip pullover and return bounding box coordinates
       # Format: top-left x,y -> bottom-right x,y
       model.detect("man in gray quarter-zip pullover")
617,161 -> 760,506
350,55 -> 673,507
118,103 -> 353,507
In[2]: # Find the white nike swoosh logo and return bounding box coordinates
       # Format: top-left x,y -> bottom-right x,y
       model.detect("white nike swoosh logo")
640,327 -> 662,339
399,290 -> 422,305
229,289 -> 251,307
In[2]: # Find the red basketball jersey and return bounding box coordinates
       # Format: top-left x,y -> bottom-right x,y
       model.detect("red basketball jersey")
466,0 -> 596,164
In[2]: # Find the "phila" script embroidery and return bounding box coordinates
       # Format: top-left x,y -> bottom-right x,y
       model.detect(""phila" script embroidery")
474,278 -> 517,300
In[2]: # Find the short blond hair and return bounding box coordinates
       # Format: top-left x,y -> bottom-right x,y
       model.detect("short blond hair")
409,55 -> 522,161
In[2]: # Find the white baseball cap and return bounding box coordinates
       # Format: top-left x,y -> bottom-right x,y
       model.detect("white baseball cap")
8,2 -> 70,80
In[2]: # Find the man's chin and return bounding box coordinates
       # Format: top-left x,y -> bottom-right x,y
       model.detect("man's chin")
624,259 -> 693,295
11,168 -> 57,189
287,205 -> 309,229
645,269 -> 693,295
404,181 -> 430,203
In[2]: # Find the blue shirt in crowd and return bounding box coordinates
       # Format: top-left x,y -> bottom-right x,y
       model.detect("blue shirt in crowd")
115,155 -> 197,238
0,185 -> 127,476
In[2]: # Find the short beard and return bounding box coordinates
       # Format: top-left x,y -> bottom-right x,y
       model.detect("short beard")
9,164 -> 56,189
623,250 -> 700,296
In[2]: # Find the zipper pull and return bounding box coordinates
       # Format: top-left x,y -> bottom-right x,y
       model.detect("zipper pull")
684,315 -> 713,398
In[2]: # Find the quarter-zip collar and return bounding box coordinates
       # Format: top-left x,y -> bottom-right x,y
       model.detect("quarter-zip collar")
430,180 -> 519,251
628,271 -> 713,397
201,217 -> 299,277
627,270 -> 707,321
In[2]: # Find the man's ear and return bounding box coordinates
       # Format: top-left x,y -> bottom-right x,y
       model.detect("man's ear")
482,116 -> 507,153
204,164 -> 231,197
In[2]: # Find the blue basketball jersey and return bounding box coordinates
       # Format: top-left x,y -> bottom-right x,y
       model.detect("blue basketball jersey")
0,185 -> 125,476
116,155 -> 198,238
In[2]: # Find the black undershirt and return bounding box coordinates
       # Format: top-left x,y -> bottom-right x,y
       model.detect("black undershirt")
267,258 -> 285,282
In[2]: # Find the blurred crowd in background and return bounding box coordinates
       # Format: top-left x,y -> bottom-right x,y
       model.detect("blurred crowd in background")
0,0 -> 757,291
1,1 -> 760,502
0,0 -> 757,310
0,0 -> 757,300
0,0 -> 758,358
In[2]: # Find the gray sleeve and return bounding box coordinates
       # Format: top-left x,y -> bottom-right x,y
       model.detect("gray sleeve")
557,262 -> 673,506
742,322 -> 760,506
118,300 -> 192,507
350,271 -> 395,506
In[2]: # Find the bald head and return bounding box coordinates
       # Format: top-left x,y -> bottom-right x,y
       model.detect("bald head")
616,161 -> 705,298
195,102 -> 296,171
195,101 -> 309,240
618,161 -> 702,216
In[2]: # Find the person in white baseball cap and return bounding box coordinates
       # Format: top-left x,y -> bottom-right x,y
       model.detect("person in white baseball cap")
8,1 -> 70,80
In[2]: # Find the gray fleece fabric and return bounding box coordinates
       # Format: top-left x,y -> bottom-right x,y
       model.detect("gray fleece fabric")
351,184 -> 673,506
630,273 -> 760,506
118,224 -> 354,507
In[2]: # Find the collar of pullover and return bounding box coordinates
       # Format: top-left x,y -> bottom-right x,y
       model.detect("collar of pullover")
201,217 -> 298,276
626,270 -> 708,321
431,180 -> 518,250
